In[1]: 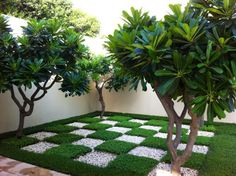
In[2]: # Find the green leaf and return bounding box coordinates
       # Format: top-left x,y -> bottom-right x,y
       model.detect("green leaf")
192,100 -> 207,116
213,102 -> 226,119
224,0 -> 229,10
157,78 -> 176,96
154,70 -> 176,77
207,103 -> 214,123
211,67 -> 224,74
192,96 -> 207,104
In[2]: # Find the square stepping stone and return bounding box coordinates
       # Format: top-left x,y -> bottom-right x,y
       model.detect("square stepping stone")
73,138 -> 104,149
99,120 -> 118,126
94,116 -> 108,120
27,132 -> 57,140
182,124 -> 191,129
76,151 -> 116,168
115,135 -> 145,144
140,125 -> 161,132
66,122 -> 88,128
154,132 -> 176,139
21,142 -> 58,153
148,162 -> 198,176
177,143 -> 209,154
129,119 -> 148,124
106,127 -> 131,134
187,130 -> 214,137
129,146 -> 166,161
70,129 -> 95,137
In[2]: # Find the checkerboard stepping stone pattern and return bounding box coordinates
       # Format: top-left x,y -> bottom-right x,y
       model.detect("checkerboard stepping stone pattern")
73,138 -> 104,149
71,129 -> 95,137
21,142 -> 58,153
77,151 -> 116,168
154,132 -> 176,139
99,120 -> 118,126
27,132 -> 57,140
177,143 -> 209,154
148,162 -> 198,176
129,146 -> 166,161
66,122 -> 88,128
115,135 -> 145,144
106,127 -> 131,134
129,119 -> 148,124
140,125 -> 161,132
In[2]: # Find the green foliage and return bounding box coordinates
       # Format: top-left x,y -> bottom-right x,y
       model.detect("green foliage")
45,144 -> 91,158
78,117 -> 102,123
83,123 -> 112,130
140,137 -> 167,150
144,120 -> 169,127
87,130 -> 122,140
45,133 -> 82,144
95,140 -> 136,154
1,137 -> 38,148
0,0 -> 100,36
106,2 -> 236,122
200,125 -> 216,132
126,128 -> 156,137
107,116 -> 132,122
116,121 -> 142,128
44,125 -> 77,133
108,154 -> 158,175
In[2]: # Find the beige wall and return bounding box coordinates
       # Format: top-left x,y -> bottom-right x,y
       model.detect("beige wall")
0,83 -> 94,134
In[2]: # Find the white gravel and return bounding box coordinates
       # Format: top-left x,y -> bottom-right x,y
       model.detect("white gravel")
76,151 -> 116,168
129,119 -> 148,124
94,116 -> 108,120
154,132 -> 176,139
128,146 -> 167,161
21,142 -> 58,153
177,143 -> 209,154
187,130 -> 214,137
73,138 -> 104,149
148,162 -> 198,176
99,120 -> 118,126
70,129 -> 95,137
66,122 -> 88,128
140,125 -> 161,132
115,135 -> 145,144
27,131 -> 57,140
182,124 -> 191,129
106,127 -> 131,134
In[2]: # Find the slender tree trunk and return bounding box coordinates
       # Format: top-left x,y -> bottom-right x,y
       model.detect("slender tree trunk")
16,112 -> 26,138
95,82 -> 105,118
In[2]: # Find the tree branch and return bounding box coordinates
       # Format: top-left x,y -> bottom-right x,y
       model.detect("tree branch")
18,87 -> 31,104
33,90 -> 47,101
10,86 -> 22,110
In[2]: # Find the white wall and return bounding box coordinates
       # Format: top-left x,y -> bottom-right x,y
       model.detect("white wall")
0,84 -> 94,134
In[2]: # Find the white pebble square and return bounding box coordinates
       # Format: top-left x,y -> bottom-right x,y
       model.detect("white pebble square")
94,116 -> 108,120
129,119 -> 148,124
67,122 -> 88,128
177,143 -> 209,154
115,135 -> 145,144
140,125 -> 161,132
71,129 -> 95,137
154,132 -> 176,139
182,124 -> 191,129
76,151 -> 116,168
27,131 -> 57,140
73,138 -> 104,149
129,146 -> 166,161
21,142 -> 58,153
187,130 -> 214,137
99,120 -> 118,126
106,127 -> 131,134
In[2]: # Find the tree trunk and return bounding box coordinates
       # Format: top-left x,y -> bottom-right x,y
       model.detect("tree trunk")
16,112 -> 26,138
95,82 -> 105,118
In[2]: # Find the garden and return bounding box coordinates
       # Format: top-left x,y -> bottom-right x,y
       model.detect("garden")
0,0 -> 236,176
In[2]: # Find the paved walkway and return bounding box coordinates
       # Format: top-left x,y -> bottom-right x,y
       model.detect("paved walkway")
0,156 -> 68,176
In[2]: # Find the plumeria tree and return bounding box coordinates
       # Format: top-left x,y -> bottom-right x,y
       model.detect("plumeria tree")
106,1 -> 236,175
0,16 -> 89,138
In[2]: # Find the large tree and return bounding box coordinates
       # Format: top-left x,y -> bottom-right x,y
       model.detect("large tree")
0,0 -> 100,37
0,16 -> 89,138
106,1 -> 236,175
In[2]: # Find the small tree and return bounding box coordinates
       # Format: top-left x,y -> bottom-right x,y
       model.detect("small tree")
0,0 -> 100,37
0,17 -> 89,138
106,1 -> 236,175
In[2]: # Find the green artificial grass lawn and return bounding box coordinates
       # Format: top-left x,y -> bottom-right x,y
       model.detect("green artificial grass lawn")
126,128 -> 157,137
0,112 -> 236,176
87,130 -> 122,140
95,140 -> 137,154
45,144 -> 91,158
107,116 -> 131,122
159,126 -> 188,134
83,123 -> 112,130
45,133 -> 83,144
44,124 -> 78,133
116,121 -> 142,128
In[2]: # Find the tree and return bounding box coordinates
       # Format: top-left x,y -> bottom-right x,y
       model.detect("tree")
0,0 -> 100,37
0,16 -> 89,138
106,1 -> 236,175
